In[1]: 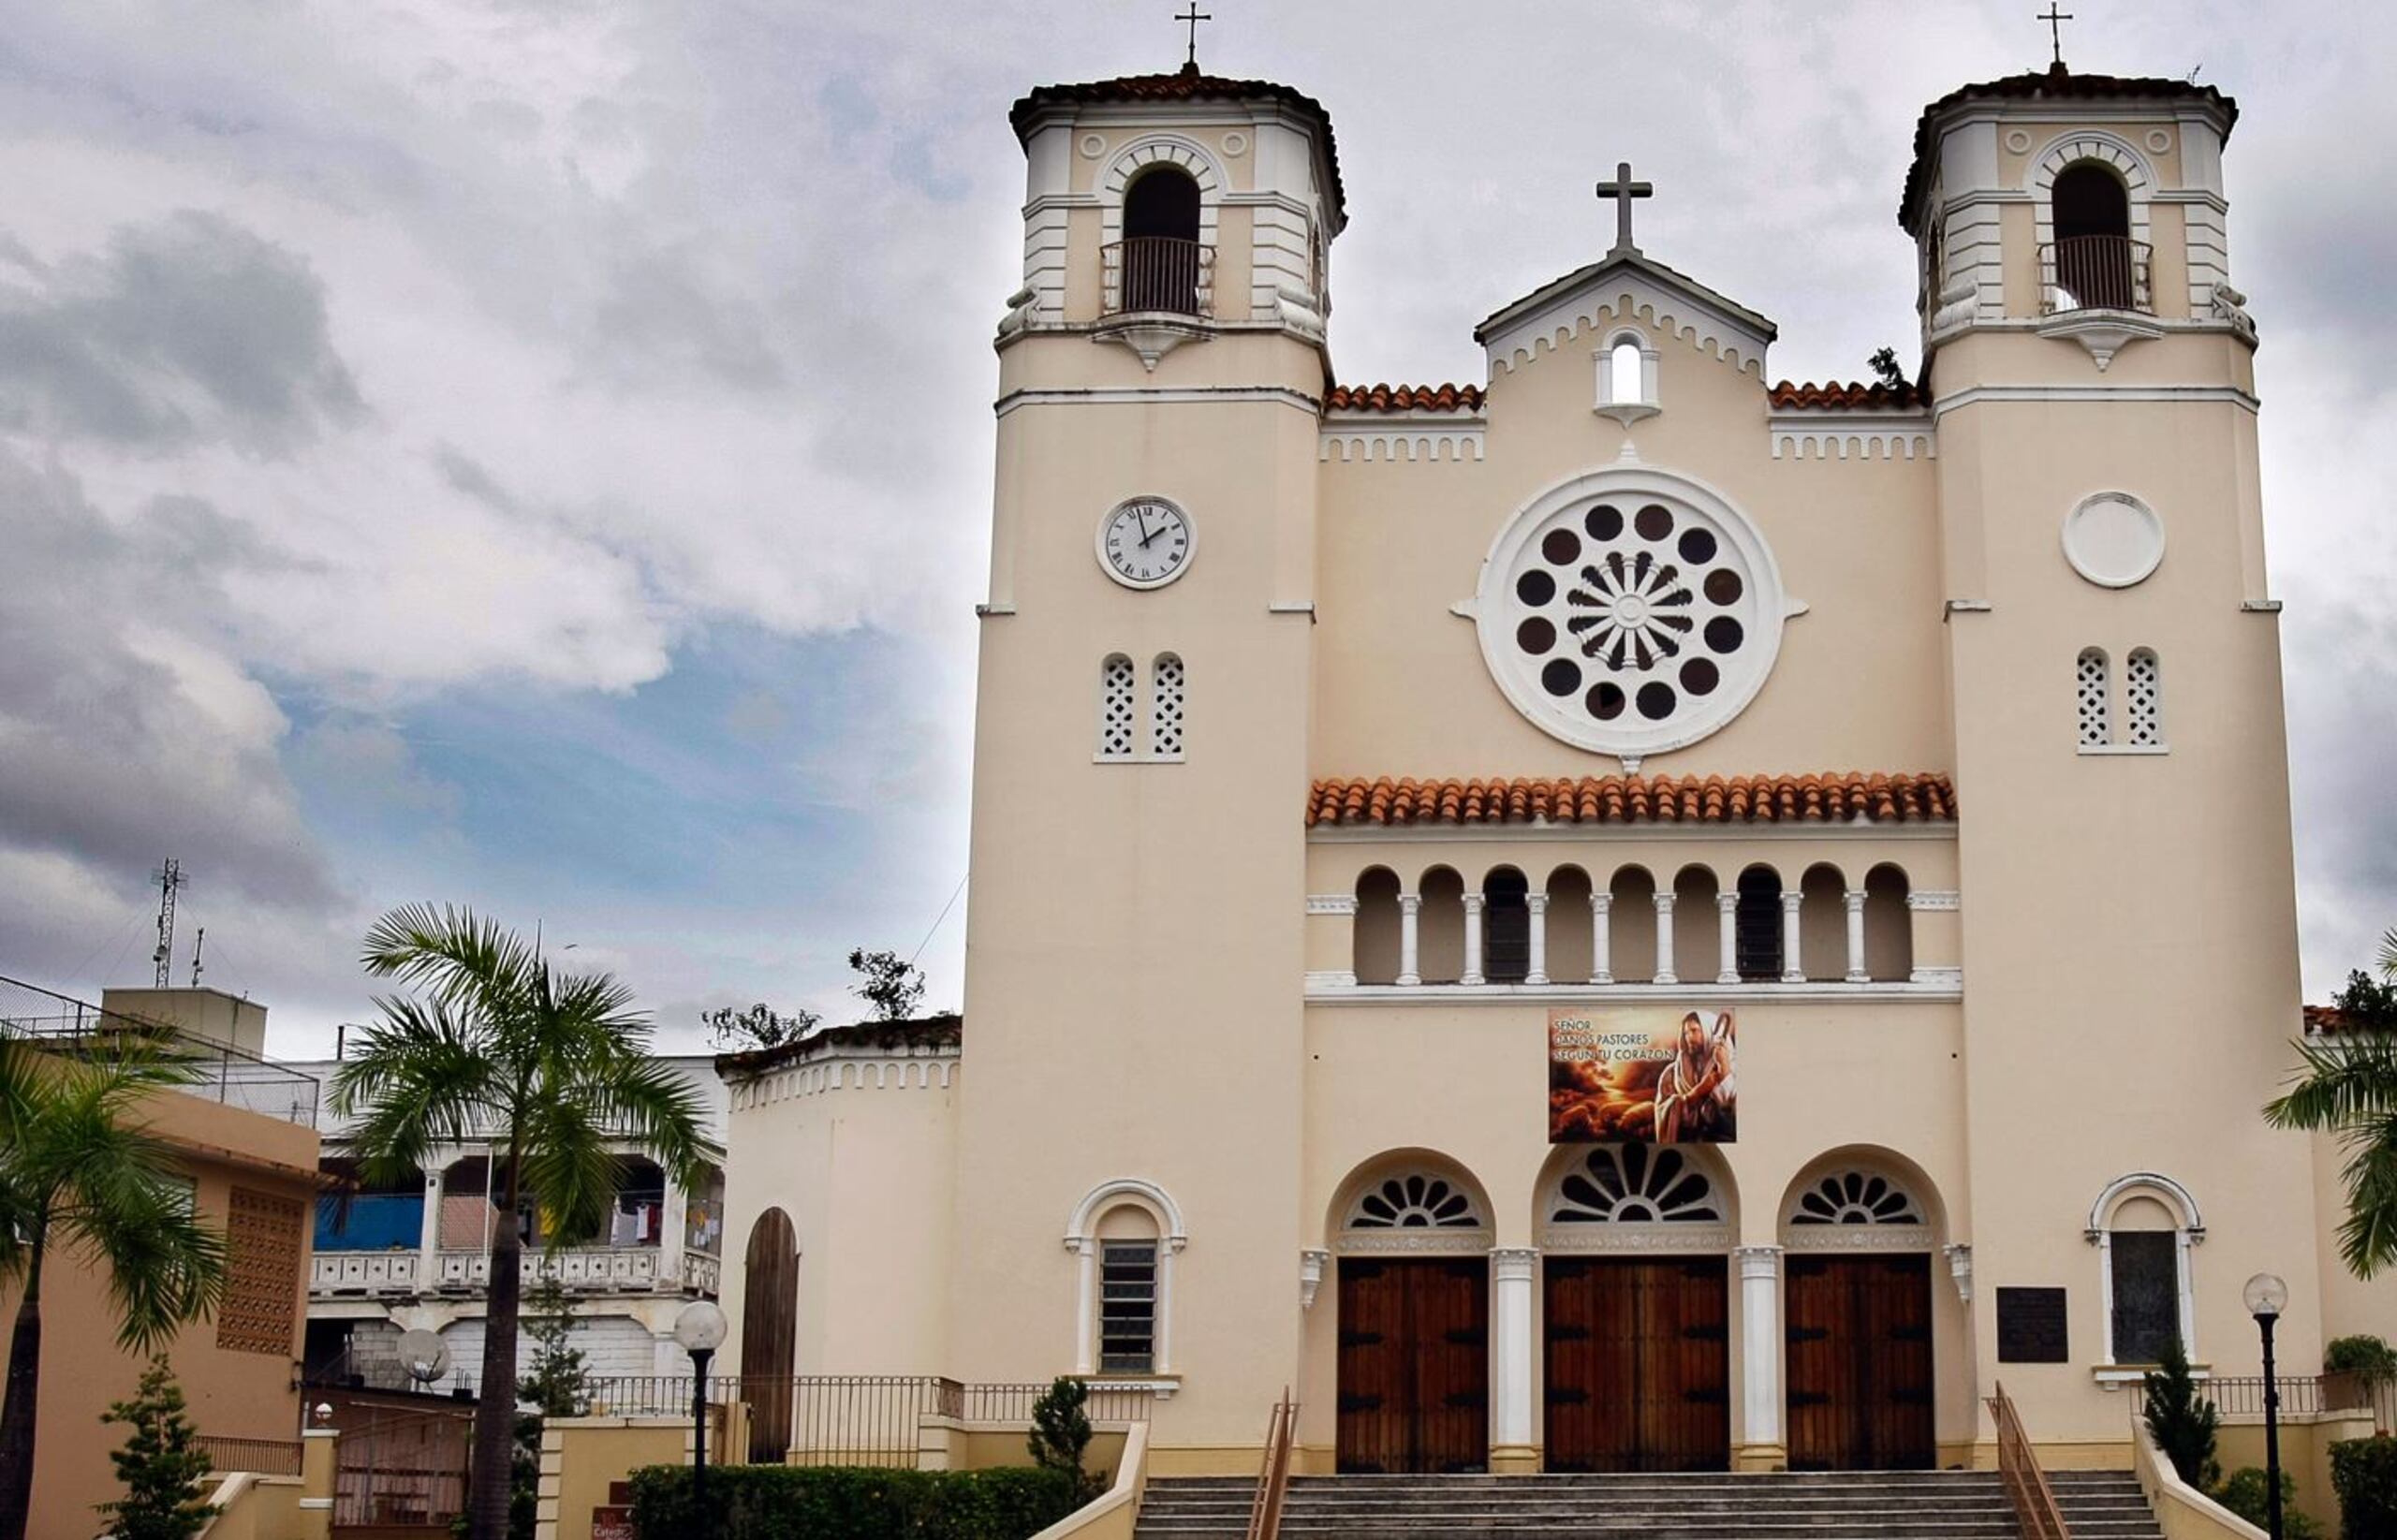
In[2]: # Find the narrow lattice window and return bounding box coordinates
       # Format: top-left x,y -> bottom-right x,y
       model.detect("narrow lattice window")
2126,649 -> 2162,746
1098,654 -> 1135,759
1150,653 -> 1185,757
2076,648 -> 2111,747
1098,1241 -> 1157,1372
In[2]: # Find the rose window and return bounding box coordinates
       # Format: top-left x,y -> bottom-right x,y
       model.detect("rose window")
1551,1145 -> 1723,1225
1476,471 -> 1787,758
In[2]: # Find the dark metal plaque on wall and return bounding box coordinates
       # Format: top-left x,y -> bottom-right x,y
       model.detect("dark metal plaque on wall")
1996,1286 -> 2070,1363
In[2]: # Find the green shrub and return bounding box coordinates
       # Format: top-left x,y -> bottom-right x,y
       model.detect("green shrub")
2143,1339 -> 2221,1490
2214,1467 -> 2317,1540
1027,1378 -> 1096,1502
2332,1436 -> 2397,1538
626,1463 -> 1083,1540
2328,1335 -> 2397,1386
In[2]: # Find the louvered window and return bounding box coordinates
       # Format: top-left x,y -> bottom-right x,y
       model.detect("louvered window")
1098,1241 -> 1157,1373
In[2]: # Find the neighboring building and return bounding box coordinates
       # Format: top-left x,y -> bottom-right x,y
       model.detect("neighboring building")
720,48 -> 2388,1477
0,981 -> 321,1538
289,1050 -> 727,1396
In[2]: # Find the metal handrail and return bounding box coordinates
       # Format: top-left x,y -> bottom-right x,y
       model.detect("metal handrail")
1989,1382 -> 2073,1540
1244,1388 -> 1297,1540
1101,238 -> 1213,318
2040,235 -> 2153,315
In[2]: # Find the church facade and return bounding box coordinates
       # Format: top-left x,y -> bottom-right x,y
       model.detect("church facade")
717,54 -> 2390,1474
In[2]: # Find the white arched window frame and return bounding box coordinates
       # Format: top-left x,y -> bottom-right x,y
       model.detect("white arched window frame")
1595,328 -> 1660,425
1065,1179 -> 1185,1386
2087,1172 -> 2203,1371
2028,132 -> 2157,315
1097,137 -> 1227,315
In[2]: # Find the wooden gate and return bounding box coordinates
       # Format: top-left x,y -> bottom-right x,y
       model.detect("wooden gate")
1544,1255 -> 1729,1472
741,1207 -> 799,1462
1336,1257 -> 1489,1473
1785,1253 -> 1934,1470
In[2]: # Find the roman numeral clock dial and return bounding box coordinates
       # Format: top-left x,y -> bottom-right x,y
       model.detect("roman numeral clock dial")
1097,497 -> 1195,589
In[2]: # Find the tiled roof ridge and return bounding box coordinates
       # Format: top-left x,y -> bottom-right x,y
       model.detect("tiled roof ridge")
1768,379 -> 1928,410
1325,382 -> 1487,413
1008,65 -> 1346,223
1307,771 -> 1957,828
1901,63 -> 2237,227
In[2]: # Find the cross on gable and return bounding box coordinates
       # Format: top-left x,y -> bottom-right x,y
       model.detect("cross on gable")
2039,4 -> 2073,66
1175,3 -> 1212,69
1596,161 -> 1654,256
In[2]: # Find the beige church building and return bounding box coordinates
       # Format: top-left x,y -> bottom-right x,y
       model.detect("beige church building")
716,52 -> 2391,1476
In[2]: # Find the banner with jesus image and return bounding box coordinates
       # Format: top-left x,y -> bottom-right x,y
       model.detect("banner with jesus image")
1548,1006 -> 1737,1144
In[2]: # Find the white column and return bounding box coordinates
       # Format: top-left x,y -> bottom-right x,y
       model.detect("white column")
417,1158 -> 445,1293
1738,1245 -> 1785,1453
1714,891 -> 1739,984
1070,1239 -> 1097,1374
1590,893 -> 1613,984
1781,891 -> 1805,983
1845,888 -> 1870,983
1525,893 -> 1550,985
1653,894 -> 1678,985
1397,894 -> 1421,987
659,1181 -> 689,1287
1492,1249 -> 1538,1457
1462,893 -> 1486,986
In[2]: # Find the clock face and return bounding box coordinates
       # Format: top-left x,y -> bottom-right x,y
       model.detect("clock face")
1097,498 -> 1194,589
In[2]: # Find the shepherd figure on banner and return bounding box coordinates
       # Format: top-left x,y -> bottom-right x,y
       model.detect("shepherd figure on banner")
1654,1010 -> 1735,1142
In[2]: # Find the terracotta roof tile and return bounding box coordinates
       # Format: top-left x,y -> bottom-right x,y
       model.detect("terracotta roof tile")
1324,383 -> 1486,414
1768,380 -> 1928,411
1307,772 -> 1956,829
1901,65 -> 2237,229
714,1013 -> 962,1076
1010,64 -> 1346,227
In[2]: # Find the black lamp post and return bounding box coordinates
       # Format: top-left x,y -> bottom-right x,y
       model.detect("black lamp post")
2243,1271 -> 2289,1540
672,1299 -> 729,1520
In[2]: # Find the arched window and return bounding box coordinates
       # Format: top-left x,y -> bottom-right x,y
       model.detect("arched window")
1354,868 -> 1402,986
2052,162 -> 2134,310
1483,867 -> 1530,983
1544,865 -> 1595,983
1345,1171 -> 1486,1232
2077,648 -> 2111,748
1067,1180 -> 1186,1378
1862,865 -> 1913,982
1098,654 -> 1135,759
1417,867 -> 1465,984
2126,649 -> 2163,747
1609,865 -> 1658,983
1596,332 -> 1658,423
1673,866 -> 1719,984
1799,864 -> 1846,982
1121,168 -> 1202,315
1150,653 -> 1185,758
1735,865 -> 1784,981
2089,1174 -> 2201,1366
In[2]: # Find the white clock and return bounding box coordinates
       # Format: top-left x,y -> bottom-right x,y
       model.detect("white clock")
1096,497 -> 1195,589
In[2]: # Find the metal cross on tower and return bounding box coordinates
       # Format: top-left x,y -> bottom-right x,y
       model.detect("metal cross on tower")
2039,4 -> 2073,66
1596,161 -> 1654,256
1175,2 -> 1211,69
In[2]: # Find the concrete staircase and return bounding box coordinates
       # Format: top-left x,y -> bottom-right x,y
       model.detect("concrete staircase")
1133,1469 -> 2163,1539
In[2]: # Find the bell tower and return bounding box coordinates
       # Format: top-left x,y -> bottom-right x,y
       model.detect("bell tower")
949,63 -> 1344,1444
1904,64 -> 2322,1438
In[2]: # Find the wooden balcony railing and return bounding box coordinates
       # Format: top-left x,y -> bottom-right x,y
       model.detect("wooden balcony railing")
2041,236 -> 2152,315
1989,1382 -> 2073,1540
1102,237 -> 1213,318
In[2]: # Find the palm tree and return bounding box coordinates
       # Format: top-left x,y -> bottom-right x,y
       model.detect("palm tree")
332,904 -> 706,1540
0,1032 -> 229,1540
2268,926 -> 2397,1278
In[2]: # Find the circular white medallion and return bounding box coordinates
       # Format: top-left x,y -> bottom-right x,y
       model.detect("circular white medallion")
2146,128 -> 2173,154
2061,492 -> 2165,588
1476,469 -> 1787,757
1221,130 -> 1248,155
2005,128 -> 2033,154
1096,496 -> 1195,589
1078,132 -> 1107,160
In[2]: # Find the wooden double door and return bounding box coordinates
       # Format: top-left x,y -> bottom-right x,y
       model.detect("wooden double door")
1336,1258 -> 1490,1473
1543,1255 -> 1730,1472
1785,1253 -> 1935,1470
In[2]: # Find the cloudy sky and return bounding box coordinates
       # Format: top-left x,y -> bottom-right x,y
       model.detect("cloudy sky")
0,1 -> 2390,1054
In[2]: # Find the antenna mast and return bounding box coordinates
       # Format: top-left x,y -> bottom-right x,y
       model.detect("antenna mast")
152,859 -> 183,988
190,926 -> 206,989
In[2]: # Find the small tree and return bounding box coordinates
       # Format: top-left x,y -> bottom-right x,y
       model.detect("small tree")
518,1276 -> 590,1418
699,1003 -> 817,1052
847,950 -> 925,1022
1027,1377 -> 1096,1502
96,1356 -> 218,1540
1868,346 -> 1906,390
2143,1338 -> 2220,1489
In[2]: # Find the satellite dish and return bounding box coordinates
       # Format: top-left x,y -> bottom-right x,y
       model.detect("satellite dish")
395,1328 -> 450,1385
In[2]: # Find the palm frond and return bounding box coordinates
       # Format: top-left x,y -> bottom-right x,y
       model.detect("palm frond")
360,902 -> 541,1017
566,1055 -> 710,1188
516,1097 -> 618,1251
2379,926 -> 2397,982
332,996 -> 502,1185
2337,1114 -> 2397,1278
2266,1031 -> 2397,1131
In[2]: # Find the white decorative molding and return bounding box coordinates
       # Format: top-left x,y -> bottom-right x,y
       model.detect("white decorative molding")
1944,1242 -> 1975,1304
1736,1245 -> 1784,1447
1299,1249 -> 1329,1310
1594,330 -> 1662,424
2004,128 -> 2033,154
1931,383 -> 2259,416
2145,128 -> 2173,154
2089,1172 -> 2202,1367
1309,819 -> 1956,844
311,1252 -> 422,1296
1769,415 -> 1936,462
728,1052 -> 958,1109
1220,130 -> 1248,156
1784,1225 -> 1936,1254
2062,491 -> 2167,588
2037,308 -> 2165,372
1542,1223 -> 1735,1254
1904,889 -> 1961,912
2027,129 -> 2156,280
2086,1171 -> 2204,1243
1094,317 -> 1212,372
1078,133 -> 1107,160
1067,1178 -> 1189,1249
1318,418 -> 1487,463
1303,969 -> 1359,990
1783,1166 -> 1933,1252
997,385 -> 1322,418
1907,965 -> 1964,988
1311,978 -> 1960,1006
1482,271 -> 1772,380
1333,1228 -> 1495,1255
